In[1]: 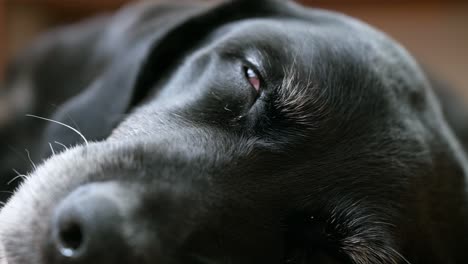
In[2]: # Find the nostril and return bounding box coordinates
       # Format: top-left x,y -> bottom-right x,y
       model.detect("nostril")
57,220 -> 84,257
49,183 -> 137,262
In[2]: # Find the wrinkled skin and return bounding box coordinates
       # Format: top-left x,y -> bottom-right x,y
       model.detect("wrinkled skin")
1,1 -> 467,264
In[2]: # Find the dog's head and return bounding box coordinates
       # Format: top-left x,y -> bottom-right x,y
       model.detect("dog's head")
1,1 -> 467,263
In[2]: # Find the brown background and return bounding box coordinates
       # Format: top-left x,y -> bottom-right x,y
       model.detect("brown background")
1,0 -> 468,99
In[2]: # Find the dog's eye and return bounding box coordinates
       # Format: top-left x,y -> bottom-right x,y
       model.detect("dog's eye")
244,66 -> 261,92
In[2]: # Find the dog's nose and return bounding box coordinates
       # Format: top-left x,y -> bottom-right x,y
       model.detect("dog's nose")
50,183 -> 136,263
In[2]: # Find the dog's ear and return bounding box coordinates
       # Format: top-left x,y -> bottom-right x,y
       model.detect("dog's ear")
39,0 -> 286,156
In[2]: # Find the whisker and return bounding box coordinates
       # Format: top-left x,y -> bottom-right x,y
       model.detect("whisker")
24,149 -> 36,170
64,113 -> 82,136
12,169 -> 23,177
49,142 -> 56,156
7,169 -> 27,185
54,141 -> 68,151
26,114 -> 89,147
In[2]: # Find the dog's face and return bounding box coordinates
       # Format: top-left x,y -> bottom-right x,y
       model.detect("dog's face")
1,1 -> 467,264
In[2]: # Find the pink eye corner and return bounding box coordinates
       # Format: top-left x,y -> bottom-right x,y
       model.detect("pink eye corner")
245,67 -> 261,92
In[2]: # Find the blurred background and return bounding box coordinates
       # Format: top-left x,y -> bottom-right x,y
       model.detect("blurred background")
0,0 -> 467,98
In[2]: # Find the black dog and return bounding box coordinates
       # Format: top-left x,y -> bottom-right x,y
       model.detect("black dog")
1,0 -> 468,263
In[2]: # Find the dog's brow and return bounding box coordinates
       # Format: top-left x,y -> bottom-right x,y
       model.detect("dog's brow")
275,64 -> 322,127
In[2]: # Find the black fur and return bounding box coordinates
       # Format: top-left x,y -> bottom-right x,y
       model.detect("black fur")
1,1 -> 467,263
